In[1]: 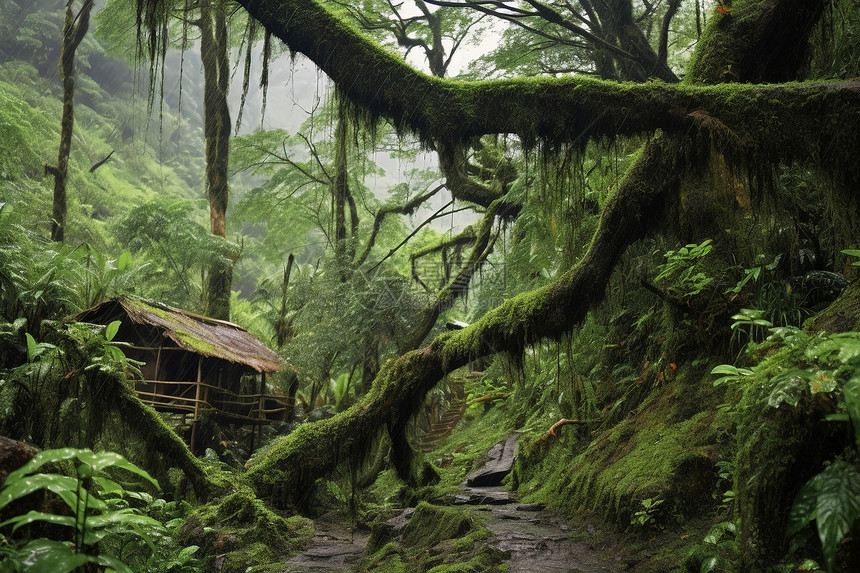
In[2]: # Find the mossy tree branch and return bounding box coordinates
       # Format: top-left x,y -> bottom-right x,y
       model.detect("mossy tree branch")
402,200 -> 499,352
231,0 -> 857,173
354,184 -> 445,267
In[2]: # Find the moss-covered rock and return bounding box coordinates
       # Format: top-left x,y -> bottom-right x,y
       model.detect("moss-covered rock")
362,502 -> 507,573
178,486 -> 312,572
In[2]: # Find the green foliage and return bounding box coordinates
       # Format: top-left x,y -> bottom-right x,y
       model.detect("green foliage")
710,363 -> 754,388
729,308 -> 773,354
329,371 -> 355,411
465,376 -> 508,411
808,0 -> 860,79
842,249 -> 860,267
630,497 -> 664,529
719,325 -> 860,571
787,461 -> 860,573
685,520 -> 739,573
714,460 -> 736,511
725,254 -> 782,298
113,197 -> 220,310
655,239 -> 714,298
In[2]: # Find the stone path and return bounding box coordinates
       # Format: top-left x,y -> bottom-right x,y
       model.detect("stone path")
470,491 -> 621,572
281,514 -> 369,573
278,436 -> 622,572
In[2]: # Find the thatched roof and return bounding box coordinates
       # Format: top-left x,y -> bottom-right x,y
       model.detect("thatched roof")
75,296 -> 282,372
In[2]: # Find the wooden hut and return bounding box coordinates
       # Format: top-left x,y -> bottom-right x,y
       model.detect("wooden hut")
74,296 -> 288,451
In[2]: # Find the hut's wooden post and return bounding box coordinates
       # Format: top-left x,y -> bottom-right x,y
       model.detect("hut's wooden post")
190,356 -> 203,454
259,373 -> 266,423
250,373 -> 263,452
154,342 -> 162,403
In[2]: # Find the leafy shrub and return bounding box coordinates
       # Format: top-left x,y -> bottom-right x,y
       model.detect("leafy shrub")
0,448 -> 202,573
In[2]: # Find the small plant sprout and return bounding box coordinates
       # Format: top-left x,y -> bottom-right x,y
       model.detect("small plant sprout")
630,497 -> 664,529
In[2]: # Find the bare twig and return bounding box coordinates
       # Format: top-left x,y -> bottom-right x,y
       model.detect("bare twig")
540,418 -> 587,440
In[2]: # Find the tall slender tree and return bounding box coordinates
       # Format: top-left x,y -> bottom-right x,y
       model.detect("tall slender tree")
198,0 -> 234,319
45,0 -> 95,242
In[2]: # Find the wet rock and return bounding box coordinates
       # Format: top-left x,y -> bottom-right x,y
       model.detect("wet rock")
515,503 -> 545,512
283,518 -> 369,572
467,434 -> 518,487
0,435 -> 34,485
381,507 -> 414,539
450,486 -> 514,506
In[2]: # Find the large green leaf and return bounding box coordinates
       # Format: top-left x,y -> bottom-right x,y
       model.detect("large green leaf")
88,553 -> 134,573
74,451 -> 159,489
787,473 -> 820,538
815,461 -> 860,573
767,371 -> 811,408
16,539 -> 88,573
809,333 -> 860,363
4,448 -> 89,483
711,364 -> 742,376
699,555 -> 719,573
0,473 -> 78,511
105,320 -> 121,342
1,510 -> 76,533
116,250 -> 132,272
84,509 -> 161,530
91,475 -> 126,498
844,375 -> 860,451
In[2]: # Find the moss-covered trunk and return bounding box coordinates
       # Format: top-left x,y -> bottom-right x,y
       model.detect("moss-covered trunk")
109,378 -> 221,500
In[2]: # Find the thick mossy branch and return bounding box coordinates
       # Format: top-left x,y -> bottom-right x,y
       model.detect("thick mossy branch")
246,138 -> 683,507
231,0 -> 859,169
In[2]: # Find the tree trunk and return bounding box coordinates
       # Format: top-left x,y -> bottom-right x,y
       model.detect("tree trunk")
332,107 -> 350,266
47,0 -> 94,243
200,0 -> 233,320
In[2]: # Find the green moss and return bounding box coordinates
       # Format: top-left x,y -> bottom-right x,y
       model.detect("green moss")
362,502 -> 505,573
727,342 -> 834,569
401,502 -> 472,548
425,548 -> 510,573
808,281 -> 860,333
363,542 -> 405,572
179,486 -> 313,571
516,363 -> 729,527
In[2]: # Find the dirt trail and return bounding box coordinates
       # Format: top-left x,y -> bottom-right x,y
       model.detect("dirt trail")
278,433 -> 625,572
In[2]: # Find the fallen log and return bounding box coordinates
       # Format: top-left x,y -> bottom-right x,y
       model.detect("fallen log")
246,136 -> 683,508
